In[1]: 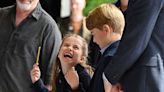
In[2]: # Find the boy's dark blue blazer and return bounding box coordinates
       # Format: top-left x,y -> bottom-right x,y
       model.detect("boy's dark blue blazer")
87,41 -> 120,92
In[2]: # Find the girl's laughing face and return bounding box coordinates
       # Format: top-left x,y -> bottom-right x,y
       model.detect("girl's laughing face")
58,36 -> 84,66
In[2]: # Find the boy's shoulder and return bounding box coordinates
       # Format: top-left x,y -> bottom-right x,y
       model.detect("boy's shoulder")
104,40 -> 120,57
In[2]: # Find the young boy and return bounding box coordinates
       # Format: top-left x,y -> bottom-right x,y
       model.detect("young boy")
86,3 -> 125,92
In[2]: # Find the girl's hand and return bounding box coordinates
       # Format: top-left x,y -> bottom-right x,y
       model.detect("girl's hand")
64,67 -> 79,90
30,64 -> 41,83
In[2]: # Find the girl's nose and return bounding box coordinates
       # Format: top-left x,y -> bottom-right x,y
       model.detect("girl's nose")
68,46 -> 73,51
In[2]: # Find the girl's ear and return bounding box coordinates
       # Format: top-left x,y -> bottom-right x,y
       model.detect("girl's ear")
58,53 -> 61,60
80,56 -> 85,63
58,53 -> 59,58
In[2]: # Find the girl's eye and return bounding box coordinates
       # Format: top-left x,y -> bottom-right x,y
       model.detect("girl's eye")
73,45 -> 79,50
63,43 -> 69,47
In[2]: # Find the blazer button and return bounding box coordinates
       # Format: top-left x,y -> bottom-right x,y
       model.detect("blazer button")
59,79 -> 62,83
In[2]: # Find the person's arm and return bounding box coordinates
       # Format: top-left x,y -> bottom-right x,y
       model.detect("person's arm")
64,65 -> 91,92
32,79 -> 49,92
31,64 -> 41,84
64,67 -> 80,90
39,21 -> 62,85
104,0 -> 163,84
31,64 -> 50,92
75,65 -> 91,92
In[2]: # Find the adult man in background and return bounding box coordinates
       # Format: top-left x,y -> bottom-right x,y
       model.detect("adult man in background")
0,0 -> 62,92
103,0 -> 164,92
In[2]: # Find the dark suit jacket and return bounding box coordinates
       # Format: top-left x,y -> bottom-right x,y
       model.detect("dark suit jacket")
87,41 -> 120,92
104,0 -> 164,92
88,37 -> 100,69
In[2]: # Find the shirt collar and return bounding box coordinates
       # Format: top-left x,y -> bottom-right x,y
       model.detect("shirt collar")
100,40 -> 120,56
31,3 -> 42,20
100,44 -> 111,54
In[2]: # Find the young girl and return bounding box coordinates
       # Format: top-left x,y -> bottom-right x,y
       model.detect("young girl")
31,33 -> 92,92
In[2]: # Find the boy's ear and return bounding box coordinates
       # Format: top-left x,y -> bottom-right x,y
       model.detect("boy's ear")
103,24 -> 112,33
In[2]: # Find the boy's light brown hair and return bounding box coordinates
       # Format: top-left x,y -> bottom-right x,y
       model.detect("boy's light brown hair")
86,3 -> 125,35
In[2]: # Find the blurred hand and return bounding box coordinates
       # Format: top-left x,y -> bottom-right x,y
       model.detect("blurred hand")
30,63 -> 41,83
46,84 -> 52,91
64,67 -> 79,90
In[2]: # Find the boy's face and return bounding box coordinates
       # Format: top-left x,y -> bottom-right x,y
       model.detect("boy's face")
90,28 -> 106,48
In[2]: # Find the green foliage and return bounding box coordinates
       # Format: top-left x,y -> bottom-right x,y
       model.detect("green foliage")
83,0 -> 118,16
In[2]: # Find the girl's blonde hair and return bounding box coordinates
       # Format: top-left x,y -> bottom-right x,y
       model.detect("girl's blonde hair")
50,33 -> 93,92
